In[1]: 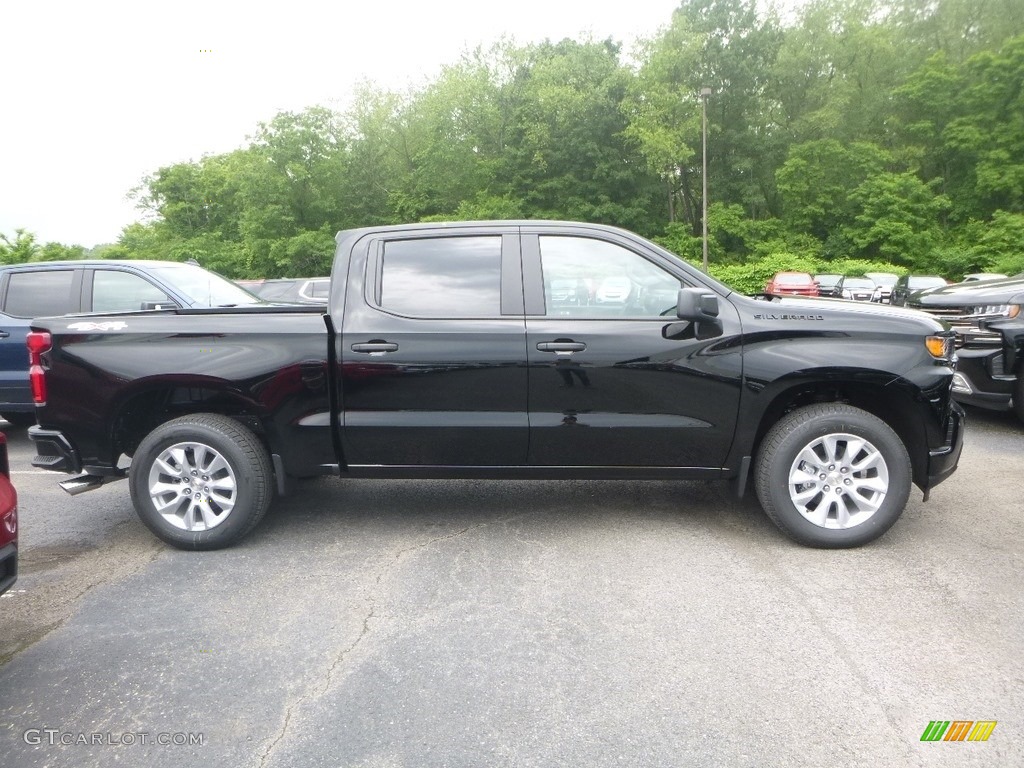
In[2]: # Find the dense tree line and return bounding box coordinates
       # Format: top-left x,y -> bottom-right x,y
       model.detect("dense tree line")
0,229 -> 87,264
5,0 -> 1023,291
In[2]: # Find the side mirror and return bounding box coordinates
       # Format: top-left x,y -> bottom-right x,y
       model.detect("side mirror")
141,301 -> 179,311
676,287 -> 720,321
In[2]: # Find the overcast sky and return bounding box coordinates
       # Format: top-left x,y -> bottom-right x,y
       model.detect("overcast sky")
0,0 -> 686,247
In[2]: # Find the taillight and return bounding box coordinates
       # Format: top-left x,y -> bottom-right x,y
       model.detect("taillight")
27,331 -> 51,363
27,331 -> 51,406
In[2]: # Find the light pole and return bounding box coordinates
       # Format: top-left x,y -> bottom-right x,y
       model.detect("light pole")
700,87 -> 711,272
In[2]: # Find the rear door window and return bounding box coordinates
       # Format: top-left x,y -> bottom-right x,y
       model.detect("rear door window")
3,270 -> 78,317
378,236 -> 502,318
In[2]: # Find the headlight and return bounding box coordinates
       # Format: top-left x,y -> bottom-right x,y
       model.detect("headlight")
968,304 -> 1021,318
925,335 -> 955,360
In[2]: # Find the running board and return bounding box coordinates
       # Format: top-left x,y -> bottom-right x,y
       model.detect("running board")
59,473 -> 125,496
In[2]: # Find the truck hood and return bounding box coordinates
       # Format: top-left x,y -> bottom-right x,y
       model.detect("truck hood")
745,294 -> 944,332
912,276 -> 1024,307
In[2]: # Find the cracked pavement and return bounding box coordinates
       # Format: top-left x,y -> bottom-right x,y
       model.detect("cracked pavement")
1,411 -> 1022,767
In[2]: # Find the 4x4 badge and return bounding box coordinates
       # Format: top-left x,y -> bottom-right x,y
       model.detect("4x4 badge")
67,321 -> 129,332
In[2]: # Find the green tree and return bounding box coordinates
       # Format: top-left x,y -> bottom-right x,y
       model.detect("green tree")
775,0 -> 908,145
623,16 -> 703,226
495,37 -> 663,232
889,0 -> 1024,63
964,211 -> 1024,276
776,140 -> 891,240
844,173 -> 950,264
0,229 -> 40,264
37,242 -> 86,261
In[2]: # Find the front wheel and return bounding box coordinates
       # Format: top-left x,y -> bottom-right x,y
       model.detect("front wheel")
129,414 -> 273,550
755,404 -> 912,548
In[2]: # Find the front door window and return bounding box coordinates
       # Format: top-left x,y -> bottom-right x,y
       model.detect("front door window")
540,236 -> 682,318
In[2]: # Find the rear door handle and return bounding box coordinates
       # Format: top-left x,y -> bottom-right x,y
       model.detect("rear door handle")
537,341 -> 587,354
351,341 -> 399,354
0,331 -> 9,339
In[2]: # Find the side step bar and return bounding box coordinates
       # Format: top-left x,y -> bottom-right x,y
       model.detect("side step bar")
59,473 -> 126,496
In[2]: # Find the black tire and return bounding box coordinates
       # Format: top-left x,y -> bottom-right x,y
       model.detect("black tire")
129,414 -> 273,550
1,412 -> 37,428
754,404 -> 912,548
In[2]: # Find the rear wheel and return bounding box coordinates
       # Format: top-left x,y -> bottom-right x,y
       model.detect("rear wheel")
755,404 -> 912,548
129,414 -> 272,550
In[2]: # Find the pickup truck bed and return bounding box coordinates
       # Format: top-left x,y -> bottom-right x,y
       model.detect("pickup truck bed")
0,259 -> 270,424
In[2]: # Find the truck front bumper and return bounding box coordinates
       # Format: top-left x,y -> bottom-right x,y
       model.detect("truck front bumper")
925,401 -> 964,491
951,347 -> 1015,410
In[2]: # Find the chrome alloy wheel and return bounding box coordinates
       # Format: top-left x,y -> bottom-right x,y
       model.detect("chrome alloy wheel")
147,441 -> 237,531
787,432 -> 889,529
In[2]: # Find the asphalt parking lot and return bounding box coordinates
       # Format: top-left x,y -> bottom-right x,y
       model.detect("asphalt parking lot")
0,409 -> 1021,767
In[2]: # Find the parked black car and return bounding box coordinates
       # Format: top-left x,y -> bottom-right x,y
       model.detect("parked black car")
813,274 -> 842,296
834,276 -> 876,301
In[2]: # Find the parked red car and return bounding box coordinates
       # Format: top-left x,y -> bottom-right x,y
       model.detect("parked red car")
0,433 -> 17,596
765,271 -> 819,297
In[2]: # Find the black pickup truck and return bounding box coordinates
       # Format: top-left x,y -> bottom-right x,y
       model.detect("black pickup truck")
28,221 -> 963,550
907,275 -> 1024,421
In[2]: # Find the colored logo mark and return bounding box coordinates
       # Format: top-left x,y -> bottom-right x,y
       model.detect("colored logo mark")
920,721 -> 997,742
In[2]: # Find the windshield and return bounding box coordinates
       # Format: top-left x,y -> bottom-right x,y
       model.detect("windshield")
777,273 -> 812,285
909,277 -> 947,289
149,264 -> 263,307
843,278 -> 875,289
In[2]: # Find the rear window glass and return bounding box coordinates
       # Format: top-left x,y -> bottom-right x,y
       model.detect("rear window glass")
4,270 -> 76,317
776,273 -> 811,285
380,237 -> 502,317
308,280 -> 329,299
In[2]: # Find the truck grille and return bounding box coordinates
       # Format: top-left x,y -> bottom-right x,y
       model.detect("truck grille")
907,302 -> 1002,348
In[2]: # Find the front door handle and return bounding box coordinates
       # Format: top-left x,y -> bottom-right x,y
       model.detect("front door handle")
351,341 -> 399,354
0,331 -> 9,339
537,340 -> 587,354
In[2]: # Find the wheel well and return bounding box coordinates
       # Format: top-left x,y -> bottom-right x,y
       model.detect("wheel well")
112,386 -> 267,461
751,381 -> 928,487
